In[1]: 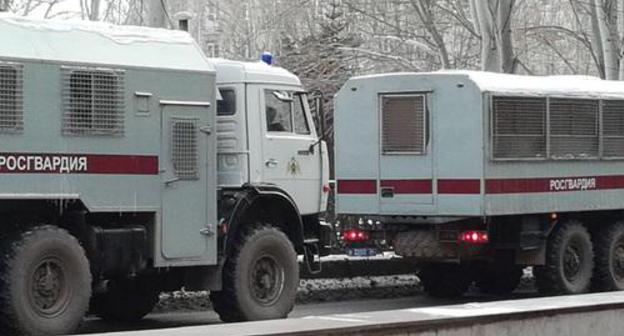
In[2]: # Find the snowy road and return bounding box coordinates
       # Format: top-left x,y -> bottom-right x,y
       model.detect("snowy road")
77,291 -> 538,335
78,296 -> 456,334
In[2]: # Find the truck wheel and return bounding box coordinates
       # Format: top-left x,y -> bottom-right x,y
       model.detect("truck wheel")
91,277 -> 160,322
535,221 -> 594,295
592,221 -> 624,291
475,266 -> 523,295
210,224 -> 298,322
419,263 -> 472,298
0,225 -> 91,336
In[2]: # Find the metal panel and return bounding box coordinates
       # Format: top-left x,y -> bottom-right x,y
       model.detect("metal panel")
381,94 -> 425,154
492,96 -> 546,160
62,67 -> 125,136
549,98 -> 599,159
171,118 -> 199,180
0,62 -> 23,133
603,100 -> 624,158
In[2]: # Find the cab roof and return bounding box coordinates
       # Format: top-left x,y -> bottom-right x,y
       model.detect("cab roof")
0,14 -> 214,73
350,70 -> 624,99
210,58 -> 301,87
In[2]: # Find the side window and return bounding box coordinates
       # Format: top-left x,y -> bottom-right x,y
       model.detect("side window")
603,100 -> 624,158
381,94 -> 427,154
217,88 -> 236,116
0,62 -> 23,133
293,93 -> 310,135
492,96 -> 547,159
62,67 -> 125,136
265,90 -> 293,133
549,98 -> 599,159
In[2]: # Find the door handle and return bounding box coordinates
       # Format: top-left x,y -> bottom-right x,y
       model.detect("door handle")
265,159 -> 278,168
164,177 -> 181,186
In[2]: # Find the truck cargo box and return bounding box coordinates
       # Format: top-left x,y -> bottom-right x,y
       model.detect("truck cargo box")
335,71 -> 624,219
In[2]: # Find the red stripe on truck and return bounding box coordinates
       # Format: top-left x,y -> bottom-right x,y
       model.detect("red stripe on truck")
381,179 -> 432,194
337,179 -> 481,195
337,180 -> 377,194
338,175 -> 624,195
486,175 -> 624,194
438,179 -> 481,194
0,153 -> 159,175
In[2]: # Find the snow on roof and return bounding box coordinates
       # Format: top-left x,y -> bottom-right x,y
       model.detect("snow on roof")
352,70 -> 624,99
210,58 -> 301,87
0,14 -> 214,73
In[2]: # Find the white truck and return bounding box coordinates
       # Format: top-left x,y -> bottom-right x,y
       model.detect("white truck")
0,15 -> 330,335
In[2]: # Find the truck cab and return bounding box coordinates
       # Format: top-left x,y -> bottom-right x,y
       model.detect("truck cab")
212,59 -> 330,215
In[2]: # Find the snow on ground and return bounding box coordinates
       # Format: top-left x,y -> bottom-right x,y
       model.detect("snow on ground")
154,274 -> 422,313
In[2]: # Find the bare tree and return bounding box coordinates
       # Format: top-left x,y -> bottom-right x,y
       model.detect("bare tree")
470,0 -> 516,73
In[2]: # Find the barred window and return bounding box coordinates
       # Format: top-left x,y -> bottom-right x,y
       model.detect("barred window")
62,67 -> 125,136
492,96 -> 547,159
171,118 -> 199,180
549,98 -> 599,159
381,94 -> 426,154
0,62 -> 23,133
603,100 -> 624,158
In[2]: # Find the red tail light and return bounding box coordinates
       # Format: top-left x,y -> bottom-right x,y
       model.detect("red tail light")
459,230 -> 489,244
343,229 -> 370,242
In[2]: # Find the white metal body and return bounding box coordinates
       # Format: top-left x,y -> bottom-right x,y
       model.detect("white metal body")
335,71 -> 624,219
212,59 -> 329,215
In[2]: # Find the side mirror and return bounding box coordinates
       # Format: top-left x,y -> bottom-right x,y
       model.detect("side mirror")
309,94 -> 325,154
313,95 -> 325,138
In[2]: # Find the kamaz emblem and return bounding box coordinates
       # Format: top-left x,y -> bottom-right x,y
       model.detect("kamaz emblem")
287,157 -> 301,176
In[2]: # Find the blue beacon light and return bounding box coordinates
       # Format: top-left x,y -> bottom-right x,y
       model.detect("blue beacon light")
261,52 -> 274,65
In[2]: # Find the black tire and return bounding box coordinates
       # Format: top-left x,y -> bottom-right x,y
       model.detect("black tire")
0,225 -> 92,336
91,277 -> 160,322
419,263 -> 472,298
475,266 -> 523,295
535,220 -> 594,295
592,221 -> 624,291
210,224 -> 298,322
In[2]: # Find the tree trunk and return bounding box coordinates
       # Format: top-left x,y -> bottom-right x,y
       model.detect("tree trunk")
588,0 -> 607,78
618,0 -> 624,79
89,0 -> 101,21
473,0 -> 501,72
594,0 -> 619,79
497,0 -> 516,73
145,0 -> 168,28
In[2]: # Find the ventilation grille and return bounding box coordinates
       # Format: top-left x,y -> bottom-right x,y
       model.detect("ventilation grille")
603,100 -> 624,158
0,62 -> 23,133
62,67 -> 125,136
550,98 -> 599,159
171,118 -> 199,180
492,96 -> 547,159
381,95 -> 425,154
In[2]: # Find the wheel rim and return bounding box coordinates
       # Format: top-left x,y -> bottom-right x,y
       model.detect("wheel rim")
28,256 -> 71,318
563,239 -> 584,282
612,239 -> 624,281
249,254 -> 285,306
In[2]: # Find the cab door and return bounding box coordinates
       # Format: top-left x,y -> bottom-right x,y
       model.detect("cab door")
256,87 -> 322,215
